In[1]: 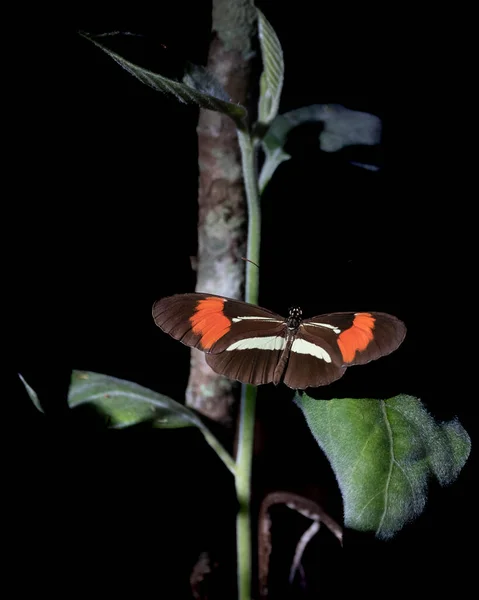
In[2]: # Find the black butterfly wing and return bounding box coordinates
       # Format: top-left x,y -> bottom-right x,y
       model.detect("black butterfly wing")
283,310 -> 406,389
153,296 -> 406,389
153,293 -> 291,385
283,323 -> 346,389
205,327 -> 287,386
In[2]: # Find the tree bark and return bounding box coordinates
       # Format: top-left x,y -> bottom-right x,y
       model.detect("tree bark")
186,0 -> 257,425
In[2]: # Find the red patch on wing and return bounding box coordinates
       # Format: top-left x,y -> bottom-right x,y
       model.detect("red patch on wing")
190,297 -> 231,350
337,313 -> 375,363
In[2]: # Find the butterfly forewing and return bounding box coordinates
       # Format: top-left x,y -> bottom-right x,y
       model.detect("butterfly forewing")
152,293 -> 285,354
306,311 -> 407,366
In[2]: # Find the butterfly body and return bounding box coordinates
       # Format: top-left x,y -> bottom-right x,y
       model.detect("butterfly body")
152,293 -> 406,390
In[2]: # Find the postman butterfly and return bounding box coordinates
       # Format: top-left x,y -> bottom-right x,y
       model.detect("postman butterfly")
152,293 -> 406,390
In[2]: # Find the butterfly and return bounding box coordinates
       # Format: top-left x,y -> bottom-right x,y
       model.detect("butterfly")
152,293 -> 406,389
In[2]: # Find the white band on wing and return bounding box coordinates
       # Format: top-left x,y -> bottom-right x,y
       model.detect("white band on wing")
226,336 -> 286,351
291,339 -> 332,362
232,316 -> 282,323
304,322 -> 341,334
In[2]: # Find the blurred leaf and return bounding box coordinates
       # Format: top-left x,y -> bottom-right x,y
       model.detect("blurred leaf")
69,370 -> 197,429
294,392 -> 471,539
259,104 -> 382,193
18,373 -> 44,413
257,9 -> 284,126
19,370 -> 235,473
79,31 -> 248,130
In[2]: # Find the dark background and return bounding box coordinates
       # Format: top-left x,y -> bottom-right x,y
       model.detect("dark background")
10,1 -> 474,598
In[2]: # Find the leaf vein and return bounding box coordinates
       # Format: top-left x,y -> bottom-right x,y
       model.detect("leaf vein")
348,432 -> 374,480
356,489 -> 384,520
377,401 -> 394,535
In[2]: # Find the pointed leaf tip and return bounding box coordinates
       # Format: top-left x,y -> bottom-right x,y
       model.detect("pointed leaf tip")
18,373 -> 44,413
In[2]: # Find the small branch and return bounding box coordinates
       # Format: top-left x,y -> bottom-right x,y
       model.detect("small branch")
190,551 -> 218,600
258,491 -> 343,598
288,520 -> 320,585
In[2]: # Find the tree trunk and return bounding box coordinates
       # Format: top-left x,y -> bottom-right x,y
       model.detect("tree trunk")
186,0 -> 257,425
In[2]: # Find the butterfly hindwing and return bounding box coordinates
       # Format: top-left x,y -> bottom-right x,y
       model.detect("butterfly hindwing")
205,333 -> 286,386
283,325 -> 346,389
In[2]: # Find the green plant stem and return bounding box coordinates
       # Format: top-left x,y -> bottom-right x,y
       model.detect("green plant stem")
238,130 -> 261,305
235,128 -> 261,600
235,383 -> 256,600
201,430 -> 236,475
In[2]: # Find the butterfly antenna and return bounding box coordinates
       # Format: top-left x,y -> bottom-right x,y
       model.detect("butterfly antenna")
241,257 -> 260,269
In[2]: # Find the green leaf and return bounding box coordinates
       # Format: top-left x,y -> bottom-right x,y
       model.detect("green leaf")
294,393 -> 471,539
257,9 -> 284,126
18,373 -> 44,413
68,370 -> 190,429
79,31 -> 248,130
70,371 -> 235,471
259,104 -> 382,193
19,370 -> 235,474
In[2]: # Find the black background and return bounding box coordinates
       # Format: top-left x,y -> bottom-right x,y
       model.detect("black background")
10,1 -> 475,598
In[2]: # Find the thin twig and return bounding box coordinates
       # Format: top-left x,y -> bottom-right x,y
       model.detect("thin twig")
288,520 -> 321,585
258,491 -> 343,598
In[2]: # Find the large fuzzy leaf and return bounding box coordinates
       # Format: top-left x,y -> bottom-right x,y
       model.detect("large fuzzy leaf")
294,393 -> 471,539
